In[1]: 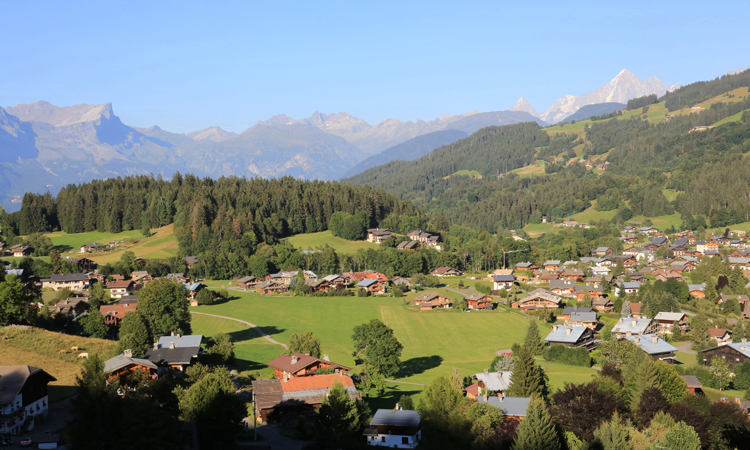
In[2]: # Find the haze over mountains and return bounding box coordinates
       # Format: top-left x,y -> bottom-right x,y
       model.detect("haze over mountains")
0,69 -> 678,210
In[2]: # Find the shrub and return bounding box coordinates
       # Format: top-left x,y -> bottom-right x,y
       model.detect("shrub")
543,344 -> 592,367
475,282 -> 492,295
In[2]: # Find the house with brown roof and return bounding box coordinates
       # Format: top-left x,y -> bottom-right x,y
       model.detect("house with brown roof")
65,257 -> 95,272
592,297 -> 614,313
562,268 -> 585,281
11,244 -> 31,257
513,289 -> 562,311
48,297 -> 89,317
709,328 -> 732,345
255,280 -> 289,294
100,303 -> 137,326
367,228 -> 393,243
465,293 -> 492,310
431,267 -> 464,277
413,292 -> 451,310
266,353 -> 350,380
235,275 -> 262,289
622,301 -> 645,318
653,312 -> 690,334
130,271 -> 151,283
681,375 -> 703,395
108,280 -> 135,298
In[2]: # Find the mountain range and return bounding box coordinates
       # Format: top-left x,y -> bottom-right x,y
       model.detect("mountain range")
0,69 -> 676,210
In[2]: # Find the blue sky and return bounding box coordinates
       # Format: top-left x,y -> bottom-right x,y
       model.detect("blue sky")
1,1 -> 748,133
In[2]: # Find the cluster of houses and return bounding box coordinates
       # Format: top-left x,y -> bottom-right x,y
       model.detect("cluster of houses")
103,333 -> 204,379
365,228 -> 444,252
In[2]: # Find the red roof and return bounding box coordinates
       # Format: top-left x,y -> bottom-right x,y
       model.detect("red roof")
344,271 -> 388,282
100,303 -> 137,317
708,328 -> 729,337
280,374 -> 354,392
108,280 -> 134,288
629,302 -> 643,314
465,383 -> 480,397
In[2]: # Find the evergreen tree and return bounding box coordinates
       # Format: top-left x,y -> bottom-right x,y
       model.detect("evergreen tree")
0,275 -> 38,325
655,421 -> 701,450
508,347 -> 549,400
630,357 -> 660,413
592,412 -> 633,450
733,321 -> 747,342
398,394 -> 415,410
117,311 -> 152,357
49,249 -> 61,273
691,314 -> 710,344
653,361 -> 688,403
316,380 -> 370,442
621,301 -> 631,317
523,320 -> 545,356
512,397 -> 560,450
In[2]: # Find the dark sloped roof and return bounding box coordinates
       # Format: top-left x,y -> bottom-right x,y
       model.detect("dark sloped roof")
0,366 -> 56,405
370,409 -> 420,426
145,346 -> 200,365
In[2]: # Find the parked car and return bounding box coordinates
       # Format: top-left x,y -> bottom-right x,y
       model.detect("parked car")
21,436 -> 33,447
1,436 -> 12,447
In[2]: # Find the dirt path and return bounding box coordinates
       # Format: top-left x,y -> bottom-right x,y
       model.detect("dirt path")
191,311 -> 288,350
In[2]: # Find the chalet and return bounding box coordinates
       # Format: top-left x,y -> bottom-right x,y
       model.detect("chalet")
165,273 -> 189,282
515,262 -> 537,270
65,257 -> 95,272
653,312 -> 690,334
574,285 -> 603,301
697,240 -> 719,254
321,274 -> 351,289
731,248 -> 750,258
130,271 -> 151,283
80,243 -> 106,253
739,301 -> 750,320
730,240 -> 747,249
715,236 -> 733,246
431,267 -> 464,277
728,257 -> 750,270
117,295 -> 139,305
491,274 -> 515,290
616,272 -> 645,283
611,317 -> 657,339
252,373 -> 359,424
367,228 -> 393,243
390,276 -> 412,288
543,260 -> 561,272
621,301 -> 645,318
614,281 -> 640,296
549,280 -> 576,296
699,340 -> 750,370
268,270 -> 317,286
145,335 -> 202,372
681,375 -> 703,395
183,282 -> 205,300
255,280 -> 289,294
185,256 -> 199,268
592,297 -> 615,313
567,312 -> 598,329
406,230 -> 422,240
267,353 -> 350,380
593,247 -> 613,257
356,279 -> 388,294
718,294 -> 749,306
344,271 -> 389,283
8,244 -> 31,257
538,272 -> 560,282
514,288 -> 562,311
235,275 -> 261,289
465,293 -> 492,310
653,270 -> 683,282
544,325 -> 596,349
108,280 -> 135,298
41,273 -> 90,291
621,235 -> 639,244
560,306 -> 593,321
709,328 -> 732,345
48,298 -> 89,317
590,266 -> 611,276
473,369 -> 512,394
625,334 -> 678,363
413,292 -> 451,310
562,268 -> 585,281
111,274 -> 126,281
305,278 -> 332,292
475,395 -> 532,422
100,303 -> 137,326
397,240 -> 420,250
363,409 -> 421,448
103,350 -> 159,380
638,227 -> 658,235
0,366 -> 57,436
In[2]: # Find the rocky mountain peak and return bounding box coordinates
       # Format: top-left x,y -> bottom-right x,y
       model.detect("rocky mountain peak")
509,97 -> 540,118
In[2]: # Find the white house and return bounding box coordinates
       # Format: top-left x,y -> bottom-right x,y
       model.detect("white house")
363,409 -> 421,448
0,366 -> 56,436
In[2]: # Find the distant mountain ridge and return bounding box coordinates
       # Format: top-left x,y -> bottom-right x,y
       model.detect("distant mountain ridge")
559,102 -> 626,123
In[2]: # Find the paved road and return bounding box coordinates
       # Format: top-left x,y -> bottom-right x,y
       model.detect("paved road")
676,342 -> 696,354
191,311 -> 288,350
445,287 -> 471,297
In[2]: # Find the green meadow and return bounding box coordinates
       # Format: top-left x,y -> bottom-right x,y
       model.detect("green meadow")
285,230 -> 382,254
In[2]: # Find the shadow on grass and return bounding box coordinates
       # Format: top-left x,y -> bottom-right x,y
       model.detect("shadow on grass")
48,385 -> 77,403
55,244 -> 74,253
365,384 -> 423,411
234,357 -> 273,374
228,326 -> 286,343
395,355 -> 444,378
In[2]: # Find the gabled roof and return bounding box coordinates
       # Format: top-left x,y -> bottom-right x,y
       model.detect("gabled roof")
99,303 -> 137,318
545,326 -> 588,343
466,293 -> 491,302
356,279 -> 379,287
543,260 -> 561,266
267,353 -> 350,374
562,306 -> 593,315
617,281 -> 641,289
44,273 -> 90,282
108,280 -> 134,288
103,354 -> 158,373
520,288 -> 562,305
477,396 -> 531,417
654,312 -> 688,322
612,317 -> 653,334
700,342 -> 750,359
145,346 -> 200,365
681,375 -> 702,389
0,366 -> 57,405
569,312 -> 597,322
688,284 -> 706,292
625,334 -> 678,355
474,371 -> 512,391
491,274 -> 515,282
369,409 -> 420,427
157,334 -> 203,349
708,328 -> 730,338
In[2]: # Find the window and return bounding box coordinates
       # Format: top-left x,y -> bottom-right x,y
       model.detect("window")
381,436 -> 386,442
402,437 -> 410,445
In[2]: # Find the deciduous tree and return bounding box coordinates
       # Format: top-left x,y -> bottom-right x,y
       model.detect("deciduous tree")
288,330 -> 322,358
352,319 -> 403,377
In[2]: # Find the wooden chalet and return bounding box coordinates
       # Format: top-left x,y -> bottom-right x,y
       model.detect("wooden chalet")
41,273 -> 90,291
397,240 -> 420,250
621,301 -> 645,318
592,297 -> 614,313
544,325 -> 596,349
653,312 -> 690,334
0,365 -> 57,436
144,335 -> 202,373
305,278 -> 332,292
515,262 -> 537,270
255,280 -> 288,294
390,276 -> 412,288
80,243 -> 106,253
549,280 -> 576,296
513,288 -> 562,311
183,282 -> 206,300
491,274 -> 516,290
465,293 -> 492,310
366,228 -> 393,243
574,285 -> 603,301
356,278 -> 388,294
165,273 -> 189,282
699,341 -> 750,370
567,312 -> 598,329
130,271 -> 152,283
321,274 -> 351,289
626,334 -> 677,363
363,409 -> 422,448
562,268 -> 585,281
681,375 -> 703,395
431,267 -> 464,277
65,257 -> 95,272
103,350 -> 158,380
708,328 -> 732,345
343,270 -> 388,283
235,275 -> 262,289
538,272 -> 560,282
560,306 -> 593,321
413,292 -> 451,310
267,353 -> 350,380
48,298 -> 89,317
100,303 -> 137,326
688,284 -> 706,298
108,280 -> 135,298
543,260 -> 560,272
611,317 -> 657,339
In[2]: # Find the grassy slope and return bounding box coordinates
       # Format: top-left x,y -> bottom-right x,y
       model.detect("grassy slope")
51,224 -> 180,264
285,230 -> 382,255
509,164 -> 545,178
189,291 -> 597,393
48,229 -> 144,253
0,326 -> 118,401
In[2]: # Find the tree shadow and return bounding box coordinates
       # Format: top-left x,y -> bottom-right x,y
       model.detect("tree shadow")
228,326 -> 286,343
395,355 -> 444,378
54,244 -> 74,252
365,385 -> 423,411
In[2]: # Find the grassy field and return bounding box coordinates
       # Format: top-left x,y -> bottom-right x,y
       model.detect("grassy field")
285,230 -> 381,255
712,110 -> 748,127
56,224 -> 180,264
509,164 -> 546,178
448,169 -> 482,178
570,202 -> 617,224
629,212 -> 682,231
523,223 -> 556,237
0,326 -> 118,401
661,189 -> 682,202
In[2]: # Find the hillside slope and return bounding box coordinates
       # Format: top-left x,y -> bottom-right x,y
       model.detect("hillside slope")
560,102 -> 626,123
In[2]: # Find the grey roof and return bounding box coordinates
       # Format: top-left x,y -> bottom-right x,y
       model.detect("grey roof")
686,283 -> 706,291
654,312 -> 687,322
103,354 -> 158,373
0,366 -> 56,405
617,281 -> 641,289
612,318 -> 653,334
44,273 -> 90,282
145,346 -> 200,365
562,306 -> 593,315
595,247 -> 611,252
638,227 -> 655,231
516,262 -> 533,268
673,238 -> 689,247
544,260 -> 561,265
651,237 -> 668,245
474,371 -> 512,391
185,256 -> 199,264
520,288 -> 562,305
728,257 -> 750,264
545,326 -> 588,343
625,334 -> 678,355
370,409 -> 421,427
570,312 -> 597,322
117,295 -> 139,304
157,334 -> 203,349
706,342 -> 750,359
550,280 -> 576,290
477,396 -> 532,417
6,269 -> 23,277
356,279 -> 378,287
580,257 -> 604,264
491,274 -> 516,282
681,375 -> 702,388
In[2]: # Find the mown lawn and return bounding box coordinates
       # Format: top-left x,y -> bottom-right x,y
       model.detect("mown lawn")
48,229 -> 145,253
285,230 -> 382,255
190,291 -> 548,386
570,203 -> 617,224
74,224 -> 179,264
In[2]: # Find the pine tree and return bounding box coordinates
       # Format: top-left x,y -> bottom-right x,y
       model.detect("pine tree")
622,301 -> 632,317
508,347 -> 549,400
523,320 -> 544,356
592,412 -> 633,450
49,249 -> 61,274
734,322 -> 747,342
512,397 -> 560,450
630,357 -> 660,413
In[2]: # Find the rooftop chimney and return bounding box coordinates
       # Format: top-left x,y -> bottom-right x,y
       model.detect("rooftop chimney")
283,372 -> 288,382
395,403 -> 402,410
743,338 -> 748,343
652,335 -> 658,344
736,397 -> 741,405
626,331 -> 632,337
618,318 -> 623,324
498,392 -> 504,402
566,328 -> 572,335
171,331 -> 174,336
292,355 -> 299,364
634,336 -> 640,343
124,349 -> 132,358
323,354 -> 330,362
632,319 -> 637,327
176,334 -> 180,339
484,368 -> 489,375
169,342 -> 175,349
153,342 -> 158,350
553,325 -> 558,332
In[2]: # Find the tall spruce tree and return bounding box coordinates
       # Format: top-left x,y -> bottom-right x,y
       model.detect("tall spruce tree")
512,397 -> 560,450
621,301 -> 631,317
508,347 -> 549,400
592,412 -> 633,450
523,321 -> 545,356
630,357 -> 660,413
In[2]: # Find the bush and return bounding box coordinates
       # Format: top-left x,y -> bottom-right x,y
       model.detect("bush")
412,273 -> 441,287
543,344 -> 592,367
475,282 -> 492,295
